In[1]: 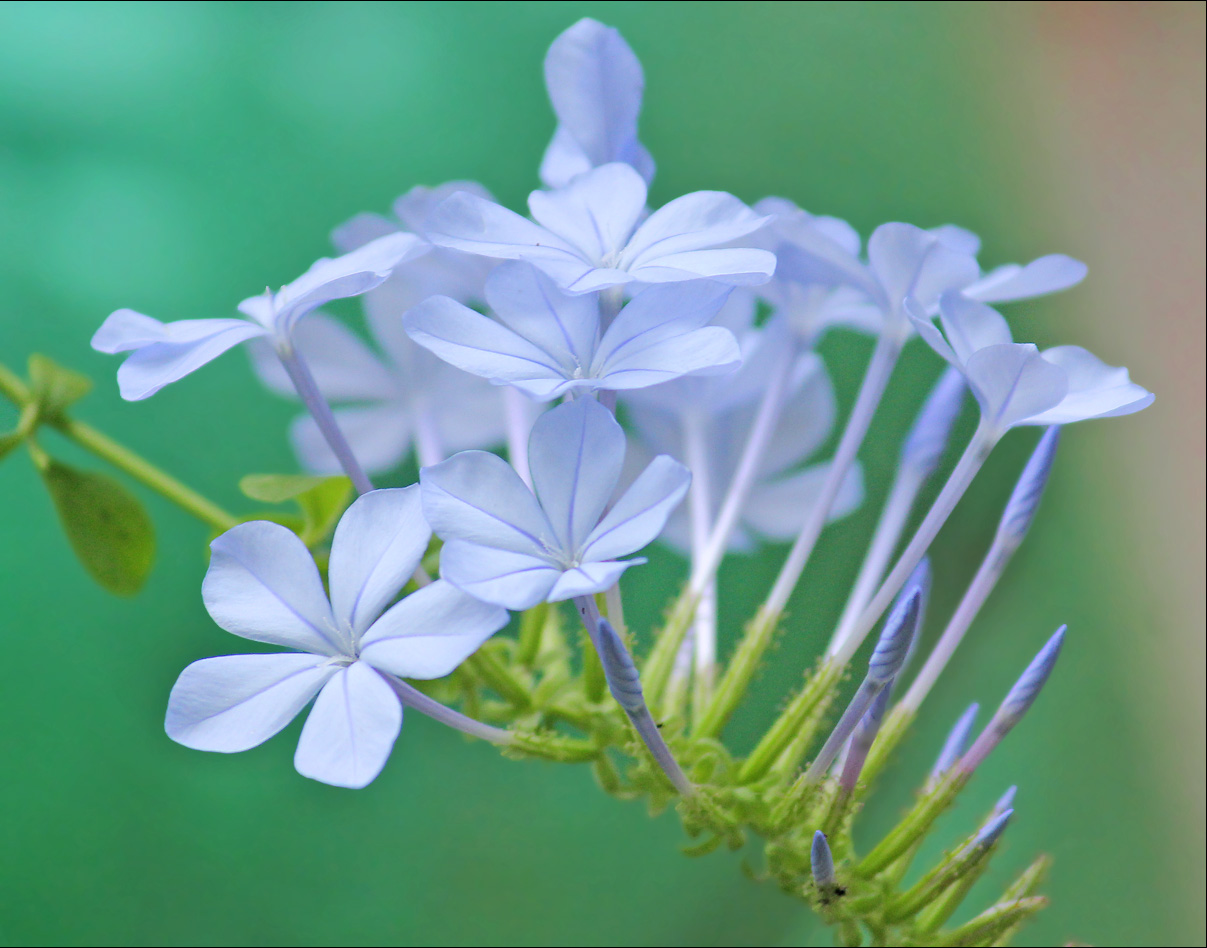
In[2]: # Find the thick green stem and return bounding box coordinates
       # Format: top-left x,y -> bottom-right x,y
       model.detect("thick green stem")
693,603 -> 784,740
739,658 -> 842,782
1,362 -> 238,533
858,770 -> 968,876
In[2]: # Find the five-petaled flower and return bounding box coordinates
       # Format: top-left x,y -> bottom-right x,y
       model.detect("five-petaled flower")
165,488 -> 508,788
404,261 -> 741,400
425,162 -> 776,295
420,397 -> 690,609
92,233 -> 424,400
909,291 -> 1154,436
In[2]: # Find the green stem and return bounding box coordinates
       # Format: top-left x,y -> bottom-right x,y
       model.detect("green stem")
465,649 -> 531,709
739,658 -> 842,782
0,362 -> 238,532
858,770 -> 968,877
693,603 -> 783,740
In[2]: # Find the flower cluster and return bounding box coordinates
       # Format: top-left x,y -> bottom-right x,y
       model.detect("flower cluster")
81,17 -> 1152,945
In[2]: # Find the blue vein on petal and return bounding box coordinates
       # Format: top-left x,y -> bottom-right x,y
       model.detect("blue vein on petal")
431,482 -> 554,554
227,549 -> 342,652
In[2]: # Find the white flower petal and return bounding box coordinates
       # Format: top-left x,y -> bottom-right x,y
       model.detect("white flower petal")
271,232 -> 427,330
540,18 -> 654,188
528,398 -> 626,554
328,488 -> 430,638
964,255 -> 1087,304
867,223 -> 979,312
581,454 -> 690,562
294,662 -> 401,789
548,559 -> 638,600
597,326 -> 741,390
166,652 -> 336,753
1025,345 -> 1154,424
936,292 -> 1014,364
528,163 -> 648,265
437,541 -> 562,610
485,262 -> 600,370
112,321 -> 268,400
623,191 -> 770,269
965,343 -> 1069,432
425,190 -> 592,288
403,295 -> 568,385
421,450 -> 558,556
203,521 -> 341,655
360,579 -> 509,679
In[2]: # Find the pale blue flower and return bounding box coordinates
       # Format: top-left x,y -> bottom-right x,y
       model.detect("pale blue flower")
425,162 -> 775,295
625,316 -> 862,551
420,397 -> 690,610
750,200 -> 1087,341
403,261 -> 741,400
909,291 -> 1154,435
540,18 -> 654,188
165,488 -> 508,789
92,234 -> 425,400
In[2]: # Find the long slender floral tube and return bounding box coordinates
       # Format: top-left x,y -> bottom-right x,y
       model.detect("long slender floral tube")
811,830 -> 837,890
387,676 -> 515,745
959,626 -> 1066,774
277,344 -> 375,495
831,421 -> 996,669
901,428 -> 1060,712
828,367 -> 965,656
682,411 -> 719,704
763,330 -> 902,620
838,683 -> 892,793
689,343 -> 795,596
926,702 -> 979,790
577,598 -> 694,796
805,584 -> 922,782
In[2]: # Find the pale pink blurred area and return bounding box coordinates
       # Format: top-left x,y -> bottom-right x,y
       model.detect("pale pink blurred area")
994,0 -> 1204,935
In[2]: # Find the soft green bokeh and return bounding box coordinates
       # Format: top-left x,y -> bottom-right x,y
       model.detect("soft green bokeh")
0,3 -> 1187,945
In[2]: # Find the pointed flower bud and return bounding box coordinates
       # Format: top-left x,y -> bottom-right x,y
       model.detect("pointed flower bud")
971,808 -> 1013,852
868,586 -> 922,684
597,617 -> 644,714
991,786 -> 1018,820
840,684 -> 891,792
994,427 -> 1060,551
928,703 -> 979,788
960,627 -> 1066,774
900,366 -> 966,477
811,830 -> 836,889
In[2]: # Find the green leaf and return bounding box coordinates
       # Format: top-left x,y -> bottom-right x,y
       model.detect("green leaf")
239,473 -> 335,503
238,473 -> 353,545
296,476 -> 354,546
40,459 -> 155,596
28,354 -> 92,421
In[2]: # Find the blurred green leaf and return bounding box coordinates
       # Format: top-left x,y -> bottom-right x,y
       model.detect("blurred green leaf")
28,354 -> 92,421
39,459 -> 155,596
239,473 -> 334,503
239,473 -> 353,546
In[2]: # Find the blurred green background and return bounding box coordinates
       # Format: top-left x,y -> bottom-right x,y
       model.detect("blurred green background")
1,2 -> 1202,945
